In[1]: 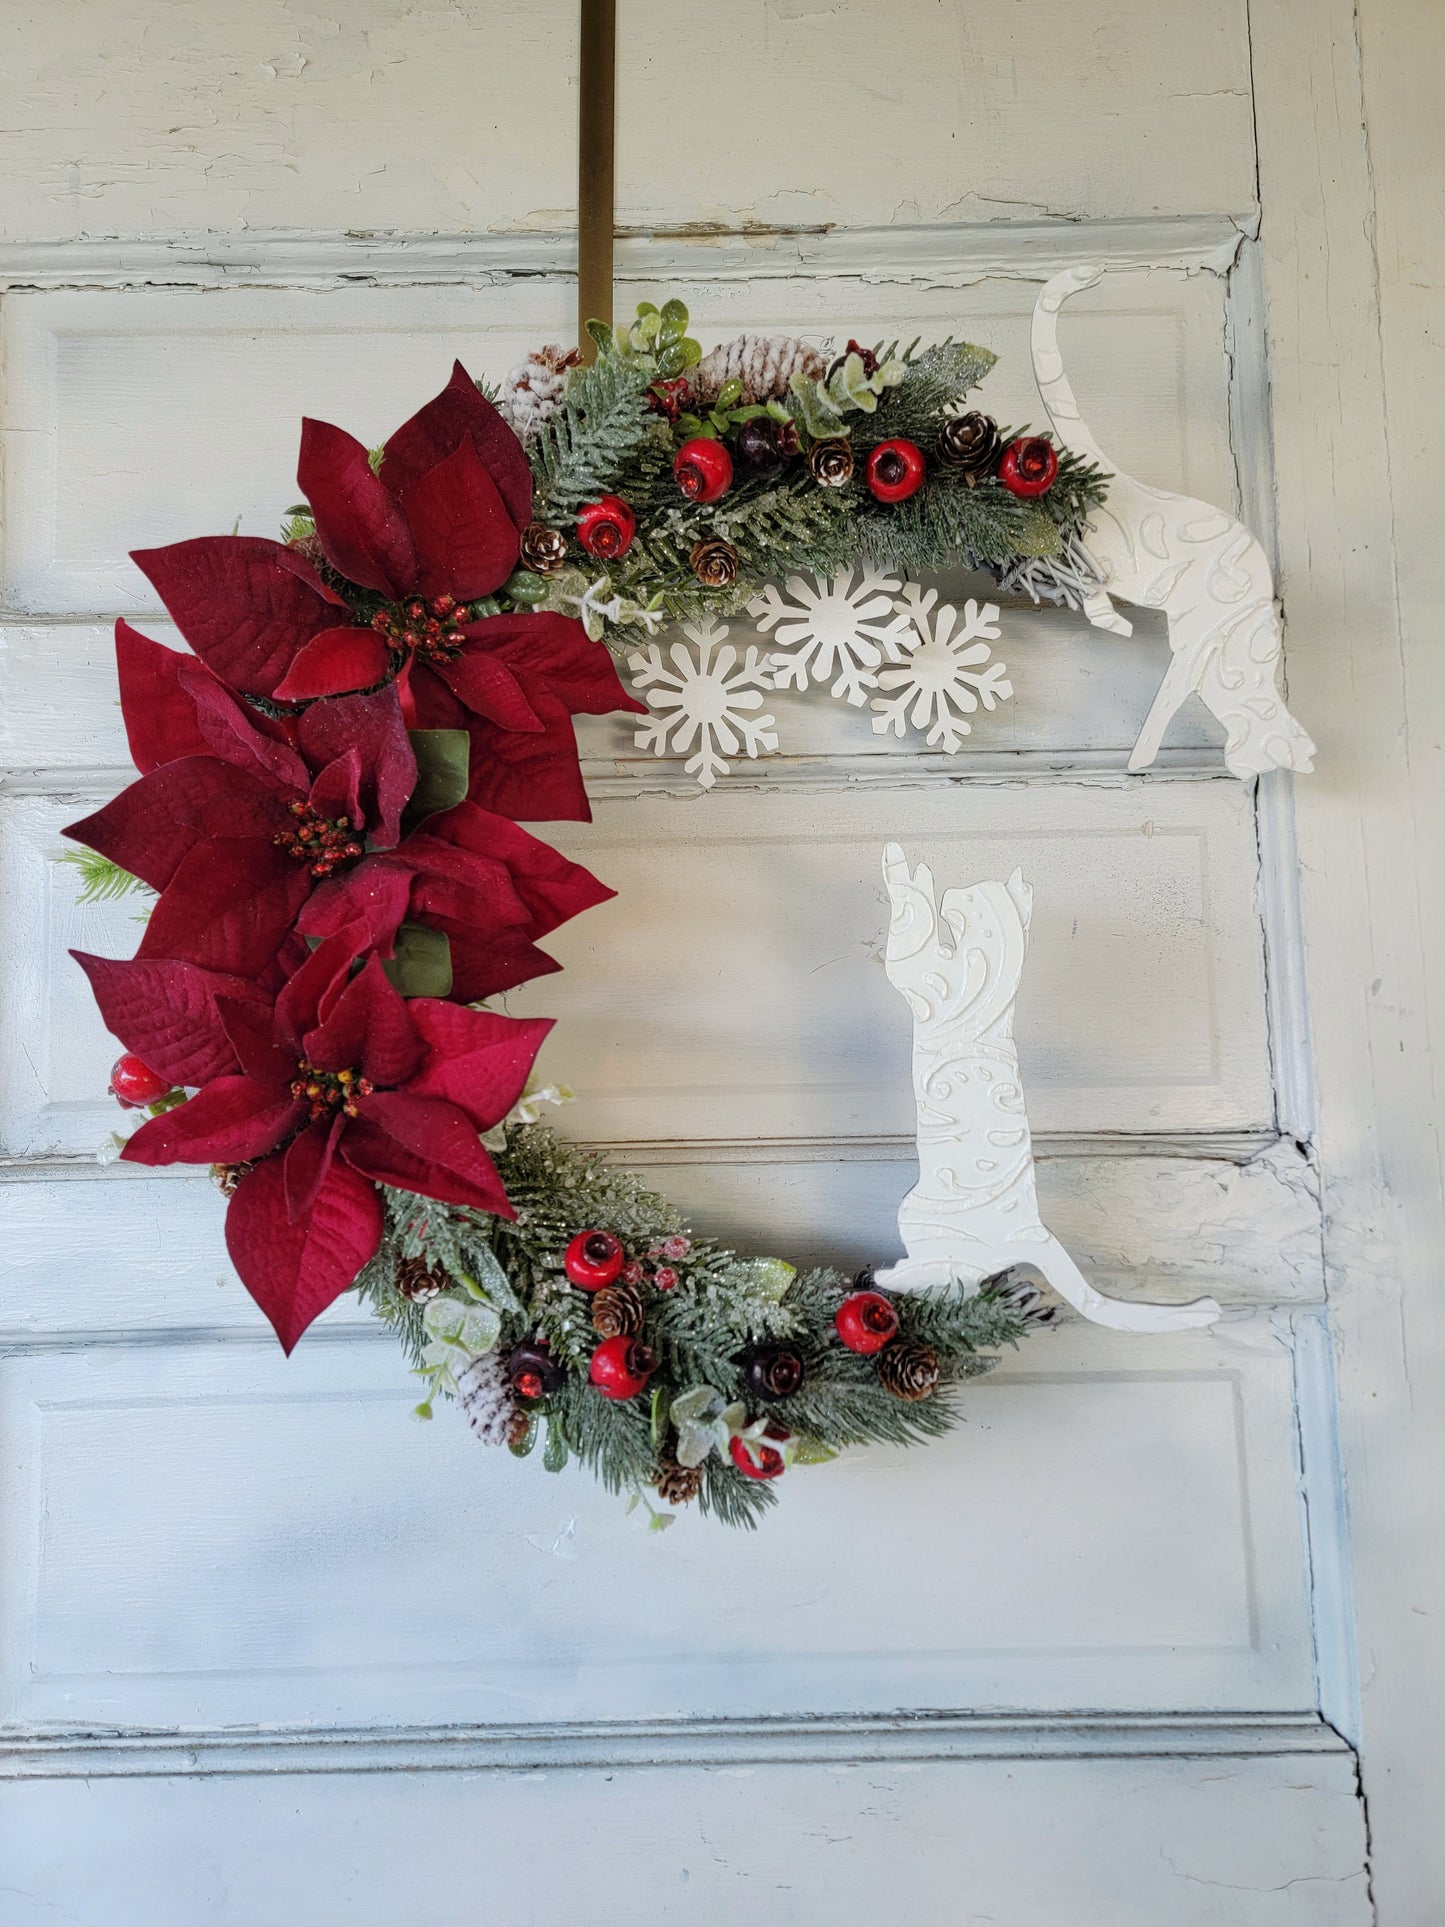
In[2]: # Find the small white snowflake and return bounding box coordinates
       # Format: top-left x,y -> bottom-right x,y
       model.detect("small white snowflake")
870,585 -> 1013,754
627,618 -> 779,790
748,567 -> 913,706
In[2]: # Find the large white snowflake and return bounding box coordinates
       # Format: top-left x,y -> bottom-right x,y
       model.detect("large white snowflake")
627,618 -> 779,790
748,567 -> 913,705
870,585 -> 1013,754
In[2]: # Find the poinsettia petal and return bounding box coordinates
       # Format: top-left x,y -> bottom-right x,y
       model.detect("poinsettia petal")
432,646 -> 542,731
465,699 -> 592,823
438,922 -> 562,1001
418,801 -> 614,937
339,1114 -> 513,1215
307,748 -> 363,830
272,626 -> 391,702
297,417 -> 419,598
274,929 -> 365,1049
122,1077 -> 303,1167
298,860 -> 414,955
72,952 -> 265,1088
476,613 -> 647,716
131,536 -> 341,697
379,361 -> 533,533
304,952 -> 424,1087
114,622 -> 216,773
404,1003 -> 552,1131
354,1087 -> 504,1185
283,1114 -> 344,1224
178,659 -> 308,789
399,440 -> 520,602
137,838 -> 311,977
215,994 -> 294,1090
225,1154 -> 382,1353
296,688 -> 416,846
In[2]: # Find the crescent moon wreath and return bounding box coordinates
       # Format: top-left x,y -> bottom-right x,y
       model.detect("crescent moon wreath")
64,271 -> 1297,1529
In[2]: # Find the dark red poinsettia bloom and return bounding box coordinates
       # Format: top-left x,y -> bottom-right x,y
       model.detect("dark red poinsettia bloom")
66,624 -> 611,987
130,363 -> 642,822
85,939 -> 551,1350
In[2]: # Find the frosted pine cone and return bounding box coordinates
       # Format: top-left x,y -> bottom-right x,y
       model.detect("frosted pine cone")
457,1352 -> 516,1446
984,1269 -> 1062,1330
499,344 -> 581,441
690,333 -> 826,407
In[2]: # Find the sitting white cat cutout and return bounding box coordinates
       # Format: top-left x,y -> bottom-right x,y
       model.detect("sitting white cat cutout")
874,845 -> 1220,1334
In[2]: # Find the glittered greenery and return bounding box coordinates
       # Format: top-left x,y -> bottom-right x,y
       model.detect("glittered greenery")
353,1123 -> 1037,1529
492,297 -> 1110,640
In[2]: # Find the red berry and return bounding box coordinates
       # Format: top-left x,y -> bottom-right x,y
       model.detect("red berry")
834,1289 -> 900,1355
575,493 -> 636,559
564,1230 -> 625,1291
674,437 -> 733,503
865,439 -> 926,504
729,1424 -> 790,1481
589,1335 -> 656,1400
998,436 -> 1059,498
653,1265 -> 679,1292
108,1054 -> 171,1108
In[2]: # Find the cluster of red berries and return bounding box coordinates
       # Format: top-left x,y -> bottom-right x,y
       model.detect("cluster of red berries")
288,1061 -> 374,1121
369,593 -> 469,667
272,799 -> 365,878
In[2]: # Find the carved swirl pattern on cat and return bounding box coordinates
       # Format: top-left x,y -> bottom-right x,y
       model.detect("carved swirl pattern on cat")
1031,265 -> 1316,779
874,845 -> 1220,1334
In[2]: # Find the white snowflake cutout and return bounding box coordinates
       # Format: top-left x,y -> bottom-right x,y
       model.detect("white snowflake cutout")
627,618 -> 779,790
870,585 -> 1013,754
748,567 -> 913,706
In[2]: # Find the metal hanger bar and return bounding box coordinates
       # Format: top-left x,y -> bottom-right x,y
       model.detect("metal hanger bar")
577,0 -> 616,360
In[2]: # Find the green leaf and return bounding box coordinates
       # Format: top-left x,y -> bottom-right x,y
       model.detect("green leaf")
543,1418 -> 570,1473
649,1510 -> 676,1532
655,340 -> 693,378
404,728 -> 470,825
659,297 -> 689,334
585,317 -> 616,357
381,923 -> 453,997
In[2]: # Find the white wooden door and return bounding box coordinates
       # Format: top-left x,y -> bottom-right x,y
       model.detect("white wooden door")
0,2 -> 1438,1920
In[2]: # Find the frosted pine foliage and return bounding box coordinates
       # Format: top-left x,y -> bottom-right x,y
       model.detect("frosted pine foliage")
749,568 -> 913,706
628,619 -> 779,790
870,585 -> 1013,753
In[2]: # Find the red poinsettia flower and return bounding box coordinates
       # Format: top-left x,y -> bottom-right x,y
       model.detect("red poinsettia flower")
86,938 -> 551,1350
66,624 -> 611,987
130,364 -> 642,821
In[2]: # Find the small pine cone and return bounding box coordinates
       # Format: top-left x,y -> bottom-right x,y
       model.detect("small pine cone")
456,1352 -> 516,1446
500,344 -> 581,440
807,438 -> 854,488
591,1280 -> 645,1338
519,521 -> 568,574
210,1161 -> 253,1197
690,537 -> 739,588
653,1453 -> 703,1506
936,410 -> 1002,486
690,333 -> 826,407
506,1408 -> 534,1451
877,1339 -> 942,1402
394,1254 -> 448,1302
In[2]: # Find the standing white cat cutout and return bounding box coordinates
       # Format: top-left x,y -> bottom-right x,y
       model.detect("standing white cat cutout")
1031,265 -> 1316,779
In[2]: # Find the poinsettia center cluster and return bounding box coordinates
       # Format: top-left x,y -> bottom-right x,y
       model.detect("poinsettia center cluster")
290,1060 -> 374,1120
369,594 -> 470,670
273,800 -> 366,877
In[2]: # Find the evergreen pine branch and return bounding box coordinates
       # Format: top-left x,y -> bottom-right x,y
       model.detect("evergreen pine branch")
868,339 -> 998,440
61,849 -> 152,905
531,355 -> 659,520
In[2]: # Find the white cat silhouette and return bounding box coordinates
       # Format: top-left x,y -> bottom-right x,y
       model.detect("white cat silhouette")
874,844 -> 1220,1333
1032,265 -> 1315,778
